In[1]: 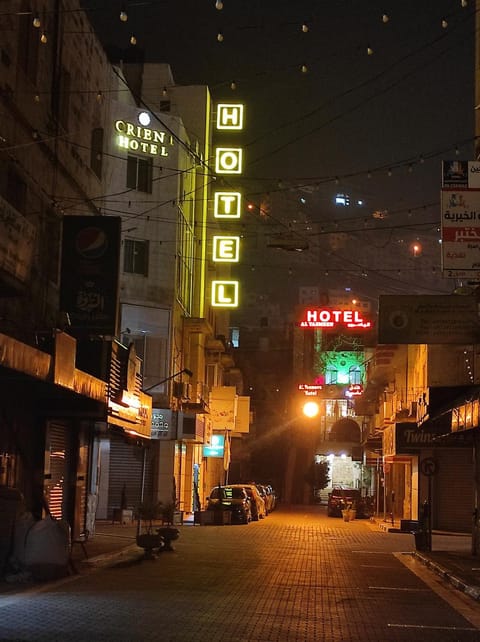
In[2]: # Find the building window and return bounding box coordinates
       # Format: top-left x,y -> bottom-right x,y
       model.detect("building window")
325,366 -> 338,385
349,366 -> 361,385
126,155 -> 153,193
230,327 -> 240,348
90,128 -> 104,179
335,193 -> 350,207
123,239 -> 149,276
0,162 -> 27,213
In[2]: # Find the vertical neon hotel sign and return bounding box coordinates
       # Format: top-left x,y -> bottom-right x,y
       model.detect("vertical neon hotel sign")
211,103 -> 245,308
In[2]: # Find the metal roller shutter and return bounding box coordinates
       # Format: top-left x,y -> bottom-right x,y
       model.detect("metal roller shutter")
434,448 -> 473,532
108,432 -> 154,519
44,422 -> 68,520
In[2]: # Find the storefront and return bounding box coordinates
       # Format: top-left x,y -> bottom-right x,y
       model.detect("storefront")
0,331 -> 107,541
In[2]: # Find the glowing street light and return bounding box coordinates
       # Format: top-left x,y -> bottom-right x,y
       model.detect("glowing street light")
302,400 -> 320,418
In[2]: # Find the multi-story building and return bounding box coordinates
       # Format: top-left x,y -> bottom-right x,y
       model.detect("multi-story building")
0,0 -> 249,572
364,295 -> 479,545
286,291 -> 376,504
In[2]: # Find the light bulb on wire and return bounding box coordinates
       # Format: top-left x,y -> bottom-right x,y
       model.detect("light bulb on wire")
120,7 -> 128,22
441,18 -> 448,29
130,34 -> 137,45
300,63 -> 308,73
215,0 -> 223,9
382,14 -> 389,24
230,80 -> 237,90
461,0 -> 467,7
32,16 -> 41,28
367,45 -> 373,56
302,23 -> 308,33
217,31 -> 224,42
40,31 -> 47,44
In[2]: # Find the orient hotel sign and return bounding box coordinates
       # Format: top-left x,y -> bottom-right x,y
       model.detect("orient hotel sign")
211,103 -> 245,308
114,111 -> 174,156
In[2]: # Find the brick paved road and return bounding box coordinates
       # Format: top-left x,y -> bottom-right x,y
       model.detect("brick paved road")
1,506 -> 479,642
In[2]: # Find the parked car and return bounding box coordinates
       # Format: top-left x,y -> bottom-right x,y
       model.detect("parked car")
231,484 -> 266,520
265,485 -> 277,511
252,483 -> 271,514
327,487 -> 369,518
206,486 -> 252,524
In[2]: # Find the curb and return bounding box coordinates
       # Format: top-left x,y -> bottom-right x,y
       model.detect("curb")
75,543 -> 142,570
413,552 -> 480,601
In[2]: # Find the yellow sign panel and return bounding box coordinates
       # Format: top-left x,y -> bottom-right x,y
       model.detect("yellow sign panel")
214,192 -> 242,218
211,281 -> 239,307
216,104 -> 244,130
215,148 -> 243,174
213,236 -> 240,262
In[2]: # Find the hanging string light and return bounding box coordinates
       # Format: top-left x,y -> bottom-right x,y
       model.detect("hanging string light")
217,31 -> 224,42
461,0 -> 467,7
441,18 -> 448,29
40,31 -> 47,44
130,34 -> 137,45
367,45 -> 374,56
120,6 -> 128,22
215,0 -> 224,9
382,14 -> 389,24
300,63 -> 308,73
32,16 -> 41,28
230,80 -> 237,90
301,23 -> 309,33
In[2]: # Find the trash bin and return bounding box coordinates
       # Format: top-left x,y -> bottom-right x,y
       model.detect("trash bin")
414,530 -> 427,552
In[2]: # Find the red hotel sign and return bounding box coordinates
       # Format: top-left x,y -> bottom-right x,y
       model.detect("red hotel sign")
299,309 -> 371,329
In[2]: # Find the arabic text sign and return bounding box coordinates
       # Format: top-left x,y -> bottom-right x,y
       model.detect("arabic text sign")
441,188 -> 480,277
378,295 -> 480,344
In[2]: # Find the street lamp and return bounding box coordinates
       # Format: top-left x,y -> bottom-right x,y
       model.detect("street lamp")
143,368 -> 193,393
302,400 -> 320,418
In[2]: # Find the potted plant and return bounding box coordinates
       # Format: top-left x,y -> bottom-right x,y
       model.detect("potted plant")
157,501 -> 180,551
136,500 -> 164,559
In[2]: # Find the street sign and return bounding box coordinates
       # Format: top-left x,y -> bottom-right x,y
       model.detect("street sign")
420,457 -> 438,477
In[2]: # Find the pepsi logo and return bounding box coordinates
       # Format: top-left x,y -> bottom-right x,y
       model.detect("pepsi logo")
75,226 -> 108,259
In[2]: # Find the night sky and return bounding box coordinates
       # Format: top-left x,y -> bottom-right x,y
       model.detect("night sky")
85,1 -> 476,312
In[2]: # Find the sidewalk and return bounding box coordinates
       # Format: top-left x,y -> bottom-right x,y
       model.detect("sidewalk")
2,515 -> 480,602
373,516 -> 480,601
0,517 -> 199,594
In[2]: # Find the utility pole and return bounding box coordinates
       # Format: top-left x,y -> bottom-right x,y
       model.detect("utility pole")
474,0 -> 480,555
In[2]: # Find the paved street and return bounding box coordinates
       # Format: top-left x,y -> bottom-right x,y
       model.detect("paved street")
1,506 -> 479,642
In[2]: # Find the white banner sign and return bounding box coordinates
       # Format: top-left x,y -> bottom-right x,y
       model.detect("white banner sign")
440,188 -> 480,278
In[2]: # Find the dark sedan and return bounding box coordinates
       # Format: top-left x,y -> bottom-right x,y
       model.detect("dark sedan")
327,487 -> 370,518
